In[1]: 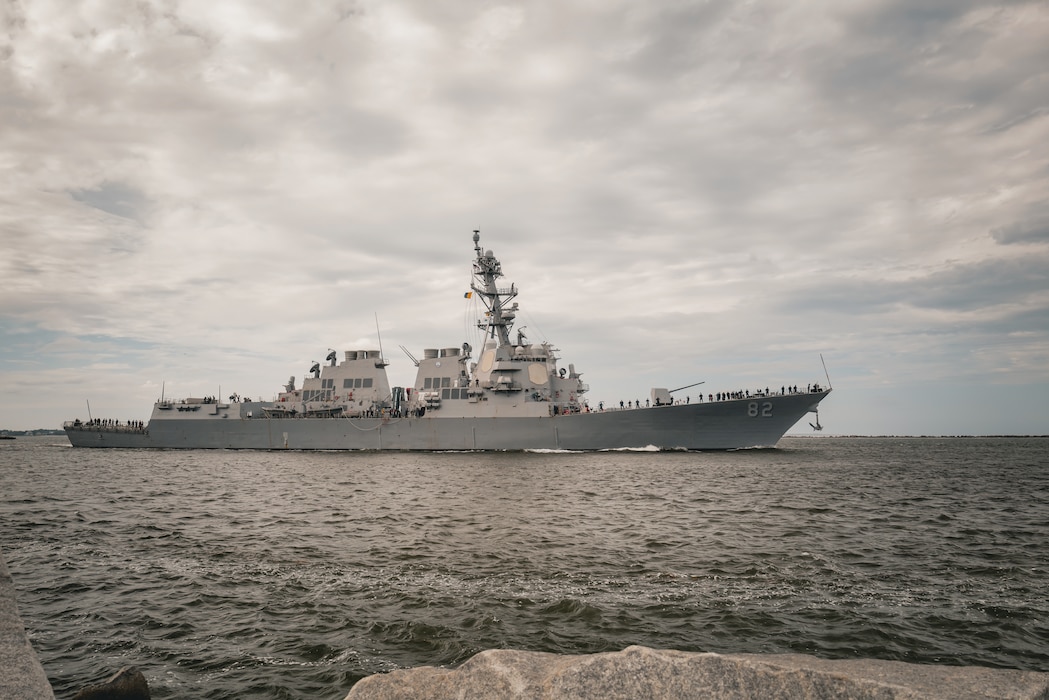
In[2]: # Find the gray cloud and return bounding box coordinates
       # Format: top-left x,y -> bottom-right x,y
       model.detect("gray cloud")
70,181 -> 150,222
991,218 -> 1049,245
776,253 -> 1049,318
909,256 -> 1049,312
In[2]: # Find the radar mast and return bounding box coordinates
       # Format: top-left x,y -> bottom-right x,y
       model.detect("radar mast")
470,230 -> 519,347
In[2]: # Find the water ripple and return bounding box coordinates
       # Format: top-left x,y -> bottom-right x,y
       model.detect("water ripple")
2,436 -> 1048,698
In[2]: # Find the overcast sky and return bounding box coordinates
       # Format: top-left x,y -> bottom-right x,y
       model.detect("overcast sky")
1,0 -> 1047,435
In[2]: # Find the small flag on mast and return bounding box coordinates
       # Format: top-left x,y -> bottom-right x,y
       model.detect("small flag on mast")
464,291 -> 473,299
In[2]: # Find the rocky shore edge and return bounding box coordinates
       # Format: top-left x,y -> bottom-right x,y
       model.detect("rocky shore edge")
4,550 -> 1048,699
344,646 -> 1049,699
1,551 -> 54,699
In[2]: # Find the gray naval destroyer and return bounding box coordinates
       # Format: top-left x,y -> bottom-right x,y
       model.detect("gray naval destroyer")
65,232 -> 830,450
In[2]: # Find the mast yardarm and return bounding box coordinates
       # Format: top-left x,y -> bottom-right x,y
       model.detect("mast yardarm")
471,230 -> 518,347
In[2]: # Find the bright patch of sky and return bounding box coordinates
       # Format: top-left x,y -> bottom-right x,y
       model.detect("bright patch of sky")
1,0 -> 1047,434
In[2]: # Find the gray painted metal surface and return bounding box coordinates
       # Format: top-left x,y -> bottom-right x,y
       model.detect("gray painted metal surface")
66,391 -> 829,450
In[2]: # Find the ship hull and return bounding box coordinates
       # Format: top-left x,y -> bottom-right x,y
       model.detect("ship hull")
65,391 -> 829,451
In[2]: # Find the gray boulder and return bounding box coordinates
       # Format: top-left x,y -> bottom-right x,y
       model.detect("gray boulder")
344,645 -> 1049,700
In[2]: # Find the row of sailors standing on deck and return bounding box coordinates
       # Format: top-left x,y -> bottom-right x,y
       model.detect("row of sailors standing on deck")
72,418 -> 145,429
602,383 -> 826,410
709,384 -> 824,401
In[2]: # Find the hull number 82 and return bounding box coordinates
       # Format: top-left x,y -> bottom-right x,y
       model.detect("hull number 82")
747,402 -> 773,418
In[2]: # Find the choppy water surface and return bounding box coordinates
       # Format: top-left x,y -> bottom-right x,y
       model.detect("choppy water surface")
2,436 -> 1048,698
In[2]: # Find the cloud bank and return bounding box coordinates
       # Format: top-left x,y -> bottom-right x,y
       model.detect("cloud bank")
1,0 -> 1047,434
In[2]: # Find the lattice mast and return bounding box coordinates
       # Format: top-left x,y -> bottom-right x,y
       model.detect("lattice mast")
470,230 -> 519,348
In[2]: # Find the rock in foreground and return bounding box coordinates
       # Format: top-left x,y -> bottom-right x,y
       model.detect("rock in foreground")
0,550 -> 54,700
345,645 -> 1049,700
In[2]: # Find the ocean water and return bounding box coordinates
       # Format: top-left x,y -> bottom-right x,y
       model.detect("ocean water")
2,436 -> 1047,698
